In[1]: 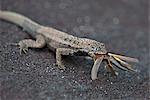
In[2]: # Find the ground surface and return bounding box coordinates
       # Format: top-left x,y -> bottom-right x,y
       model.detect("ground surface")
0,0 -> 149,100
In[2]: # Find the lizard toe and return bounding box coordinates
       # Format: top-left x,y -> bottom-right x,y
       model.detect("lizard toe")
59,65 -> 66,70
22,48 -> 28,54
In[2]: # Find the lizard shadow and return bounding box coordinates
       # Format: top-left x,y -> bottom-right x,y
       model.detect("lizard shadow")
63,55 -> 106,74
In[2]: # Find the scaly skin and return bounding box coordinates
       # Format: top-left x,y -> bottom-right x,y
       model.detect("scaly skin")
0,11 -> 139,80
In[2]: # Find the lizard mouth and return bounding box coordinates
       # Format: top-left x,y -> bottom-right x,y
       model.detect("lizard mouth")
94,50 -> 107,55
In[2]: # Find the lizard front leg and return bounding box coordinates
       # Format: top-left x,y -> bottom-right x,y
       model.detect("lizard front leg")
18,34 -> 46,54
56,48 -> 80,70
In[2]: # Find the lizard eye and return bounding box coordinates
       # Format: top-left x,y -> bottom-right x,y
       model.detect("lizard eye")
92,47 -> 99,51
96,47 -> 100,50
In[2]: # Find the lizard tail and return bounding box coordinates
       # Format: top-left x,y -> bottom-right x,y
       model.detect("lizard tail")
0,10 -> 42,37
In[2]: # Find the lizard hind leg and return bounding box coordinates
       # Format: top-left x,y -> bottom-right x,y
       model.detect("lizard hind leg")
18,34 -> 46,54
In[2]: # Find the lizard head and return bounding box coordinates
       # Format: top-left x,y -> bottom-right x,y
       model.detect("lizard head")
88,42 -> 107,55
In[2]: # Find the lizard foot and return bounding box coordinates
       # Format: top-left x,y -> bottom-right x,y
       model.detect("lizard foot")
18,41 -> 29,55
59,65 -> 66,70
55,63 -> 66,70
7,42 -> 28,55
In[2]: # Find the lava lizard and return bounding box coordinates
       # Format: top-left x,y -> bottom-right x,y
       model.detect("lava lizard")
0,11 -> 139,80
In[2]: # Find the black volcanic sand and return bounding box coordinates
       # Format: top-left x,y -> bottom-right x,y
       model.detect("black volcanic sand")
0,0 -> 149,100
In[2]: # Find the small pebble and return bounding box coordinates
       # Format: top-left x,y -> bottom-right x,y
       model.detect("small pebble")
62,76 -> 65,79
104,90 -> 108,95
